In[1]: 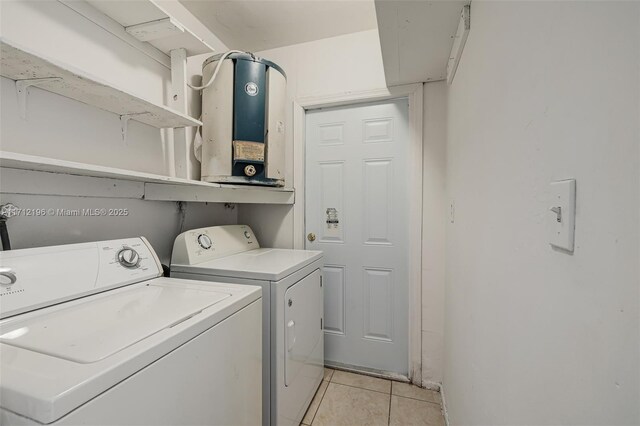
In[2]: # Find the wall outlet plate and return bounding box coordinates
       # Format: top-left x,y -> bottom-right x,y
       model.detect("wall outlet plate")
548,179 -> 576,252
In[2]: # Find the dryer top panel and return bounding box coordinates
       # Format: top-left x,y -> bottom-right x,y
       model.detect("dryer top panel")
172,248 -> 323,282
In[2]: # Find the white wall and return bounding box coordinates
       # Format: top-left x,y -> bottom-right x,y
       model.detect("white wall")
0,0 -> 235,261
444,2 -> 640,424
422,81 -> 447,385
0,191 -> 236,264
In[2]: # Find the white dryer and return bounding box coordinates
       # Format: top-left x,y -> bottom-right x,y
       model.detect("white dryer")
0,237 -> 262,425
171,225 -> 324,426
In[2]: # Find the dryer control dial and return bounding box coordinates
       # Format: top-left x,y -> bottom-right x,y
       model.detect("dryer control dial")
117,248 -> 140,268
197,234 -> 213,250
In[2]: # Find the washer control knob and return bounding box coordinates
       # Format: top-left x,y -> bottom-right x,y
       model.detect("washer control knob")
244,231 -> 251,239
117,248 -> 140,268
0,267 -> 17,286
198,234 -> 213,250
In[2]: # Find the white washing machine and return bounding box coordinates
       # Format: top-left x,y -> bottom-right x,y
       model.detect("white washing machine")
0,237 -> 262,425
171,225 -> 324,426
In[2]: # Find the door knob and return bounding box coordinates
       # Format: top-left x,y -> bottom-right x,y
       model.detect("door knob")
307,233 -> 316,242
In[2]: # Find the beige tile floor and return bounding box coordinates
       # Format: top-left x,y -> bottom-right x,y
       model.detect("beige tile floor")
301,368 -> 445,426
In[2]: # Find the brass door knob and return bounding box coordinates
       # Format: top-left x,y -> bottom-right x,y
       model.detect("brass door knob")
307,233 -> 316,242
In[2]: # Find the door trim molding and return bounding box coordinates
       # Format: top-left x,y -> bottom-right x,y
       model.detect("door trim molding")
293,83 -> 424,386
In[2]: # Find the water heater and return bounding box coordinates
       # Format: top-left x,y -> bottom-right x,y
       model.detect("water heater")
200,53 -> 286,187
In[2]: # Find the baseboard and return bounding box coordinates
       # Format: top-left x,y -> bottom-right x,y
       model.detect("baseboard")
421,379 -> 441,391
439,382 -> 450,426
421,379 -> 448,424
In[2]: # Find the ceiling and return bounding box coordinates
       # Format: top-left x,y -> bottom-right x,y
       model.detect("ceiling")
179,0 -> 378,52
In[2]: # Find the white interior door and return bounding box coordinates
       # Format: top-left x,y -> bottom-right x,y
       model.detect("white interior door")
305,98 -> 409,375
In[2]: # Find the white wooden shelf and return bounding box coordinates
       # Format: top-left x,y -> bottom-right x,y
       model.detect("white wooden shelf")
84,0 -> 214,57
0,152 -> 295,205
0,38 -> 202,129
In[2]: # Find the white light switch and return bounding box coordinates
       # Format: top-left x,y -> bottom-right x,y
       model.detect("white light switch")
548,179 -> 576,252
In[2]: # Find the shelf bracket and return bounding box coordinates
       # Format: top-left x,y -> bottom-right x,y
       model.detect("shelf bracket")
16,77 -> 63,120
120,113 -> 149,143
120,114 -> 132,143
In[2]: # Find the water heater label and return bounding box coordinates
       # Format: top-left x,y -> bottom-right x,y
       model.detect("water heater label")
233,140 -> 265,162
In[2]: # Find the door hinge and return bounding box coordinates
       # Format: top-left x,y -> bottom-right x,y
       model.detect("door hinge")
321,318 -> 323,330
320,276 -> 323,287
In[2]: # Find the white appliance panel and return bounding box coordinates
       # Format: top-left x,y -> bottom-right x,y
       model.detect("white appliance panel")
274,269 -> 324,426
172,224 -> 259,265
169,270 -> 274,426
266,66 -> 286,180
284,269 -> 323,387
173,248 -> 322,281
0,238 -> 162,319
2,300 -> 262,426
170,225 -> 324,426
0,238 -> 262,425
0,283 -> 230,363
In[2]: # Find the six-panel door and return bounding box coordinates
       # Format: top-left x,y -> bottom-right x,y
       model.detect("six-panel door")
305,98 -> 410,375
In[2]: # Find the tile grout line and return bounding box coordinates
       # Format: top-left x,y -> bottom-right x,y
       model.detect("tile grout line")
391,381 -> 443,406
315,368 -> 334,424
387,390 -> 392,426
331,369 -> 394,396
331,370 -> 442,404
306,370 -> 335,425
309,378 -> 331,425
391,393 -> 442,406
330,381 -> 392,396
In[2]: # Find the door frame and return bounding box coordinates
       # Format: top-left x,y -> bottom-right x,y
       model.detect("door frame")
292,83 -> 424,386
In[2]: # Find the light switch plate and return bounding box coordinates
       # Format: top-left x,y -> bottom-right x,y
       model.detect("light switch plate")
549,179 -> 576,252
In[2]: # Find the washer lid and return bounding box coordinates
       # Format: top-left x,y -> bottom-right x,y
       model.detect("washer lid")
172,248 -> 323,281
0,277 -> 261,424
0,283 -> 230,363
